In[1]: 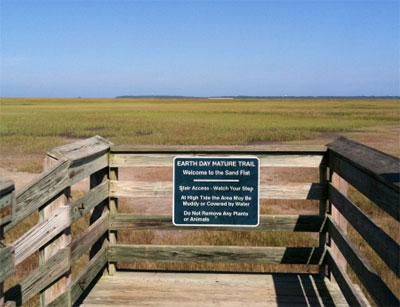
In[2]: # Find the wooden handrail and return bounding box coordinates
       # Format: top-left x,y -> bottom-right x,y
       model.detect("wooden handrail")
4,158 -> 70,233
327,136 -> 399,221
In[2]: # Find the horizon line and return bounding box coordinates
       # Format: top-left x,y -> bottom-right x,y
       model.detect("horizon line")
1,95 -> 399,100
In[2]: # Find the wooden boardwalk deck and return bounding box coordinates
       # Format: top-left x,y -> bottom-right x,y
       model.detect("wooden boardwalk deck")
80,271 -> 350,306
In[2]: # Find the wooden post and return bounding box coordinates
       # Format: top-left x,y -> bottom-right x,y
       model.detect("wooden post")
319,160 -> 328,277
1,178 -> 15,307
39,156 -> 71,306
89,168 -> 108,259
330,172 -> 349,271
108,167 -> 118,275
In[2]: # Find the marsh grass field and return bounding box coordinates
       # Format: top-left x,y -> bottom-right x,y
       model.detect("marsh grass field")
1,97 -> 399,153
1,97 -> 399,306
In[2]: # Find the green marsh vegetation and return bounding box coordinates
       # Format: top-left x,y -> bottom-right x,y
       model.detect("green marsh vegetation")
0,98 -> 399,155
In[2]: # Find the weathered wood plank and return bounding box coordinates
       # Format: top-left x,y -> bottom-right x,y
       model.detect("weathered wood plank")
260,182 -> 325,200
0,178 -> 12,306
110,181 -> 326,200
327,248 -> 369,307
327,136 -> 399,189
110,145 -> 327,154
3,301 -> 16,307
47,135 -> 113,166
0,245 -> 14,283
4,159 -> 70,233
40,155 -> 71,306
329,184 -> 400,278
81,271 -> 349,307
318,162 -> 328,277
109,244 -> 325,265
45,290 -> 70,307
71,243 -> 108,305
71,213 -> 108,263
327,216 -> 399,306
88,169 -> 108,260
330,172 -> 348,272
108,167 -> 118,276
110,214 -> 325,232
328,151 -> 399,221
110,153 -> 324,168
69,153 -> 108,185
5,247 -> 70,306
70,180 -> 109,224
14,206 -> 69,265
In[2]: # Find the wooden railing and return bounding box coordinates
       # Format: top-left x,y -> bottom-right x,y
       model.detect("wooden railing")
326,137 -> 399,306
107,144 -> 328,272
0,136 -> 112,307
0,136 -> 398,306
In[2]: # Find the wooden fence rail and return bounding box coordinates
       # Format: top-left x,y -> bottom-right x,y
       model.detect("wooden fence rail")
326,137 -> 399,306
0,136 -> 398,306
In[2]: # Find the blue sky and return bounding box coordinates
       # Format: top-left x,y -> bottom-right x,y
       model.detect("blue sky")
0,0 -> 399,97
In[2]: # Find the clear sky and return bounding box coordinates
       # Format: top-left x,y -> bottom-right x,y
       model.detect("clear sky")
0,0 -> 399,98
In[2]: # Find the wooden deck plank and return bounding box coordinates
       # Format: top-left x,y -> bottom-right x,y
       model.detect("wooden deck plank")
80,271 -> 350,306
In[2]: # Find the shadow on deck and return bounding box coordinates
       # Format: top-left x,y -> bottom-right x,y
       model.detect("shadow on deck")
79,271 -> 349,307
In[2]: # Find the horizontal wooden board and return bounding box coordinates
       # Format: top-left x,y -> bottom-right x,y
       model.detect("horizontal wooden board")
328,151 -> 399,221
5,247 -> 70,306
327,136 -> 399,189
329,184 -> 400,277
69,154 -> 108,185
0,245 -> 14,283
71,243 -> 108,305
14,206 -> 70,265
110,144 -> 327,154
327,217 -> 399,306
5,159 -> 70,233
110,181 -> 326,200
327,249 -> 370,307
110,153 -> 324,168
109,244 -> 324,265
70,180 -> 109,223
47,135 -> 113,166
71,213 -> 108,263
81,271 -> 348,307
110,214 -> 325,232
